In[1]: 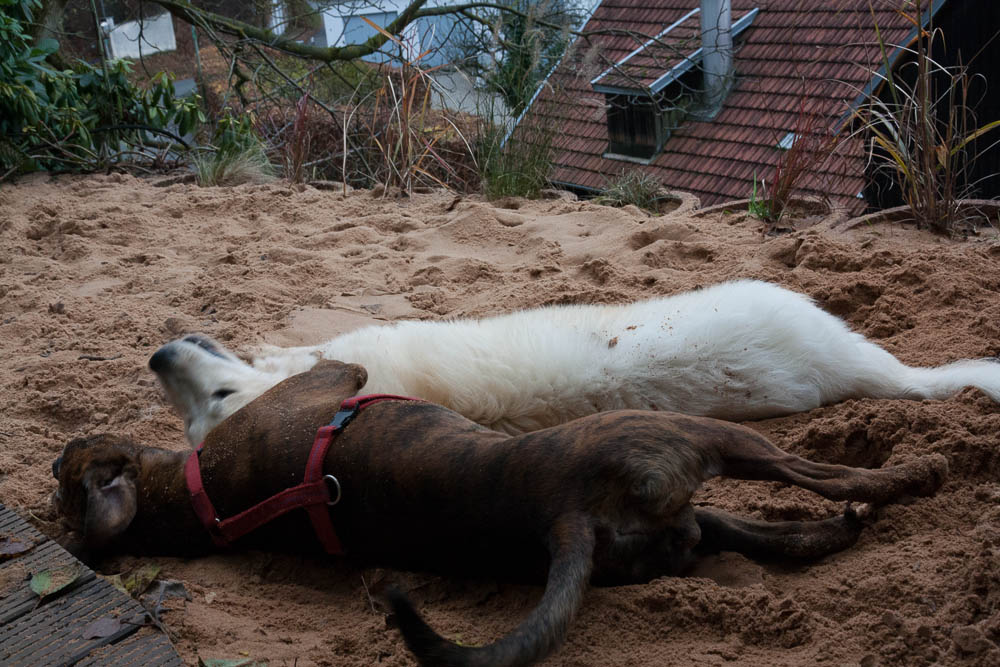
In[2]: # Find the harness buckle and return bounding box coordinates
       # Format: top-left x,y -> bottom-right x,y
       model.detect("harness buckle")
329,407 -> 359,430
187,394 -> 419,556
324,474 -> 342,506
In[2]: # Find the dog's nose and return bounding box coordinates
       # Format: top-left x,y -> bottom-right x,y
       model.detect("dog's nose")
148,346 -> 175,373
52,456 -> 62,479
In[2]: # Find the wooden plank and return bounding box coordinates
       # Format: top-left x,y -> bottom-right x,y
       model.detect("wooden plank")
1,505 -> 89,625
76,630 -> 183,667
1,540 -> 97,625
0,574 -> 141,665
0,512 -> 29,532
0,504 -> 182,666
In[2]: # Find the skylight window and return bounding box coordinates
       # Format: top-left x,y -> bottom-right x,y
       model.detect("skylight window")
777,132 -> 797,150
591,7 -> 759,161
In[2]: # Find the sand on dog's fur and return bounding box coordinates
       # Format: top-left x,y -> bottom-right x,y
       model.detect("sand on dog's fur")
2,173 -> 1000,666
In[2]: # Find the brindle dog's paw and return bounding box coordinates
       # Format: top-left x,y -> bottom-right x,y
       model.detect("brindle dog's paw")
905,454 -> 949,497
843,502 -> 876,526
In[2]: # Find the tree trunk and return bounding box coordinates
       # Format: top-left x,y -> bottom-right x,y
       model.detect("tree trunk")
30,0 -> 73,69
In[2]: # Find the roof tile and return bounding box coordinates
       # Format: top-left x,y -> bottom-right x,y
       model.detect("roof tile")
526,0 -> 917,208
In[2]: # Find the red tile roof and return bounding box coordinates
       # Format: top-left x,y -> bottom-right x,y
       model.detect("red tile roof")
592,7 -> 757,94
521,0 -> 925,212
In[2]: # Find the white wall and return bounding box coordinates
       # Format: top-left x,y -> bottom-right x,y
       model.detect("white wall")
107,12 -> 177,59
270,1 -> 288,33
322,0 -> 409,50
321,0 -> 452,64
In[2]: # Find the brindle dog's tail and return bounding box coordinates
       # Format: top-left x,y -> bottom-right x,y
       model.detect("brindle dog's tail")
388,513 -> 595,667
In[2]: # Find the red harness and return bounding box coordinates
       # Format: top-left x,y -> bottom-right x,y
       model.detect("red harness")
185,394 -> 419,555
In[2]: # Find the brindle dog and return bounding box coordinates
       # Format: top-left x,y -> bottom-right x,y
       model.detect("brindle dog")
52,360 -> 947,666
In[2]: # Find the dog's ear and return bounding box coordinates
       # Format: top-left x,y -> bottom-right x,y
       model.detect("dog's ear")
82,462 -> 138,548
347,362 -> 368,391
306,359 -> 368,392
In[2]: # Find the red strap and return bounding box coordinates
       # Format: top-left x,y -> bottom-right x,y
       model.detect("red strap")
185,448 -> 228,548
185,393 -> 420,555
298,425 -> 342,554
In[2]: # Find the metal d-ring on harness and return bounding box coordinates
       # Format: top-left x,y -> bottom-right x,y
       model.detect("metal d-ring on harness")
185,394 -> 419,555
324,475 -> 342,506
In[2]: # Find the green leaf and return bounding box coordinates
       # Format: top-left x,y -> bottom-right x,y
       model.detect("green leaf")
107,563 -> 161,597
35,38 -> 59,54
105,574 -> 126,595
198,658 -> 266,667
950,119 -> 1000,156
30,564 -> 82,599
123,563 -> 161,596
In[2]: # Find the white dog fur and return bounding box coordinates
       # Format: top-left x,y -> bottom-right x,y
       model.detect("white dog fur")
152,279 -> 1000,446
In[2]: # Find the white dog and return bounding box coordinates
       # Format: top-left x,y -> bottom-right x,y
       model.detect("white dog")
150,279 -> 1000,446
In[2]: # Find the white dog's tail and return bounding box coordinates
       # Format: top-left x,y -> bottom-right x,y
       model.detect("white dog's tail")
821,327 -> 1000,404
899,358 -> 1000,402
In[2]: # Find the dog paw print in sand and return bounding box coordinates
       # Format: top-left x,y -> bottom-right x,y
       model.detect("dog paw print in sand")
627,221 -> 701,250
410,258 -> 502,289
793,238 -> 864,272
624,222 -> 715,270
811,281 -> 885,323
639,241 -> 716,270
388,235 -> 430,253
579,258 -> 620,285
407,289 -> 452,315
436,207 -> 526,247
409,265 -> 446,287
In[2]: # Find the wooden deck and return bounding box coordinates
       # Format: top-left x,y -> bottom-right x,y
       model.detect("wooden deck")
0,503 -> 182,666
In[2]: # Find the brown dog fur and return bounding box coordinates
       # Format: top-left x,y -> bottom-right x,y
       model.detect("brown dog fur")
52,360 -> 948,666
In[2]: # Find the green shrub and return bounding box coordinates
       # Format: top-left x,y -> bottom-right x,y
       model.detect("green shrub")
0,0 -> 203,179
752,94 -> 840,224
851,0 -> 1000,233
596,169 -> 667,213
193,110 -> 273,186
475,92 -> 555,200
746,171 -> 773,220
477,121 -> 554,199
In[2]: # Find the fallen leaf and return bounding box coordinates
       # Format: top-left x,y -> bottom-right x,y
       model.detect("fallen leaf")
30,565 -> 82,599
0,535 -> 34,559
105,573 -> 128,596
122,563 -> 161,596
81,616 -> 122,639
143,579 -> 191,606
140,579 -> 192,627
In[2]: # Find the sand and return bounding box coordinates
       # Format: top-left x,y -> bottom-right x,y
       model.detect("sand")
1,172 -> 999,666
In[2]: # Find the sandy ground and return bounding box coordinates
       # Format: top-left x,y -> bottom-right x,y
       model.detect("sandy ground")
2,173 -> 1000,666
